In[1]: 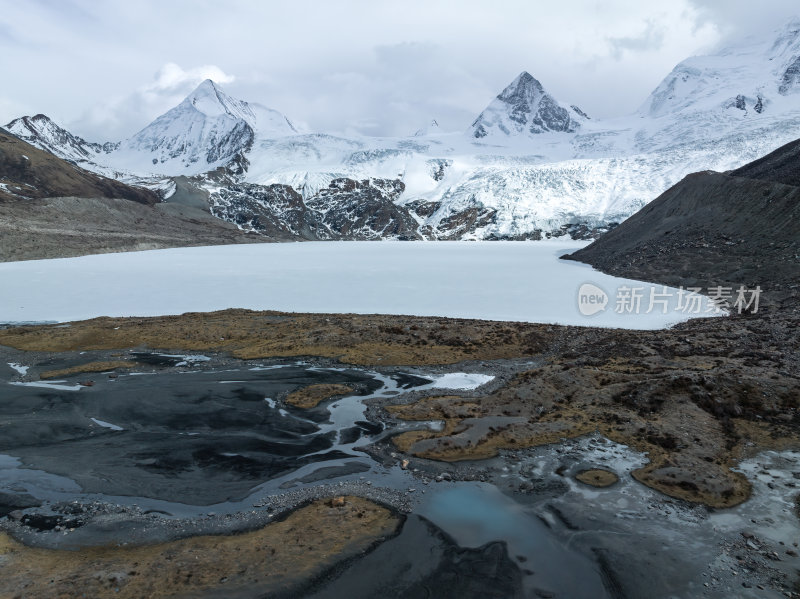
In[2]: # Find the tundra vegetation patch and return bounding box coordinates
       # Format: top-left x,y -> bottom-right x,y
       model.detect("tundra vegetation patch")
0,497 -> 399,599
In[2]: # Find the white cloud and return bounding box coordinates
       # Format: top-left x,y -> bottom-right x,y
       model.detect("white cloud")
0,0 -> 796,139
143,63 -> 235,95
69,63 -> 236,142
689,0 -> 800,41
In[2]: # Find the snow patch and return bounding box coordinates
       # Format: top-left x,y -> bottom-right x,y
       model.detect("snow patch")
10,380 -> 82,391
428,373 -> 496,390
90,418 -> 124,431
7,363 -> 29,375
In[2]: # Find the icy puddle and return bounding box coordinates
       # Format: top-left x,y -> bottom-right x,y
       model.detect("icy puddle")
0,240 -> 721,329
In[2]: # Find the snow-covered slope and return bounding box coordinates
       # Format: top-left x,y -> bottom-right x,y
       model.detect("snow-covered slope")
7,21 -> 800,240
414,119 -> 440,137
4,114 -> 173,196
643,20 -> 800,119
633,18 -> 800,152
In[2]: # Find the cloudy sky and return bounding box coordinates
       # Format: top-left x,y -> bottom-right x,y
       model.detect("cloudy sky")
0,0 -> 797,140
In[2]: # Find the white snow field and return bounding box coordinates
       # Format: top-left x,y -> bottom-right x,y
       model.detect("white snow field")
0,241 -> 721,329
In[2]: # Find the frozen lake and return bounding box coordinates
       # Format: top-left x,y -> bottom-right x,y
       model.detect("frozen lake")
0,241 -> 718,329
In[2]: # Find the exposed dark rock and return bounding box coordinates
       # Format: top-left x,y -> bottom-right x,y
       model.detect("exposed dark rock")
548,222 -> 619,241
485,230 -> 543,241
472,123 -> 489,139
500,73 -> 575,133
530,94 -> 573,133
471,72 -> 579,137
307,178 -> 420,240
0,491 -> 41,518
210,178 -> 421,241
405,199 -> 441,219
571,105 -> 590,119
210,182 -> 330,240
779,56 -> 800,95
427,158 -> 451,181
435,204 -> 498,240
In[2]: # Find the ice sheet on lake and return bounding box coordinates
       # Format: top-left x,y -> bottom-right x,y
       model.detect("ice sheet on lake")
0,241 -> 722,330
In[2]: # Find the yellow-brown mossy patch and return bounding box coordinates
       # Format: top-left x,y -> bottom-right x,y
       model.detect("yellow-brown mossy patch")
0,309 -> 559,366
39,361 -> 137,380
285,384 -> 355,409
0,496 -> 399,599
386,361 -> 799,508
575,469 -> 619,487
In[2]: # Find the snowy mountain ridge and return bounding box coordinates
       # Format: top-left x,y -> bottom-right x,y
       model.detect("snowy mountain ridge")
6,20 -> 800,240
7,113 -> 118,165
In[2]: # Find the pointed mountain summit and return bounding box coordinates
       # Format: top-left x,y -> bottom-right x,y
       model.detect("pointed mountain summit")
182,79 -> 257,122
469,72 -> 584,139
115,79 -> 297,174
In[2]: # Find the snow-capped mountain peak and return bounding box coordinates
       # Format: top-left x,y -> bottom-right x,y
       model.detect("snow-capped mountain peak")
184,79 -> 255,122
181,80 -> 297,137
469,71 -> 584,139
107,80 -> 297,175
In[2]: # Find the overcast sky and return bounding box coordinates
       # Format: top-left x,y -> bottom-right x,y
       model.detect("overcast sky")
0,0 -> 797,141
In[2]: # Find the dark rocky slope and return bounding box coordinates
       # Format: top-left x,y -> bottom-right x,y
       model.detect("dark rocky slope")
0,128 -> 157,205
0,197 -> 263,262
730,137 -> 800,187
565,163 -> 800,308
